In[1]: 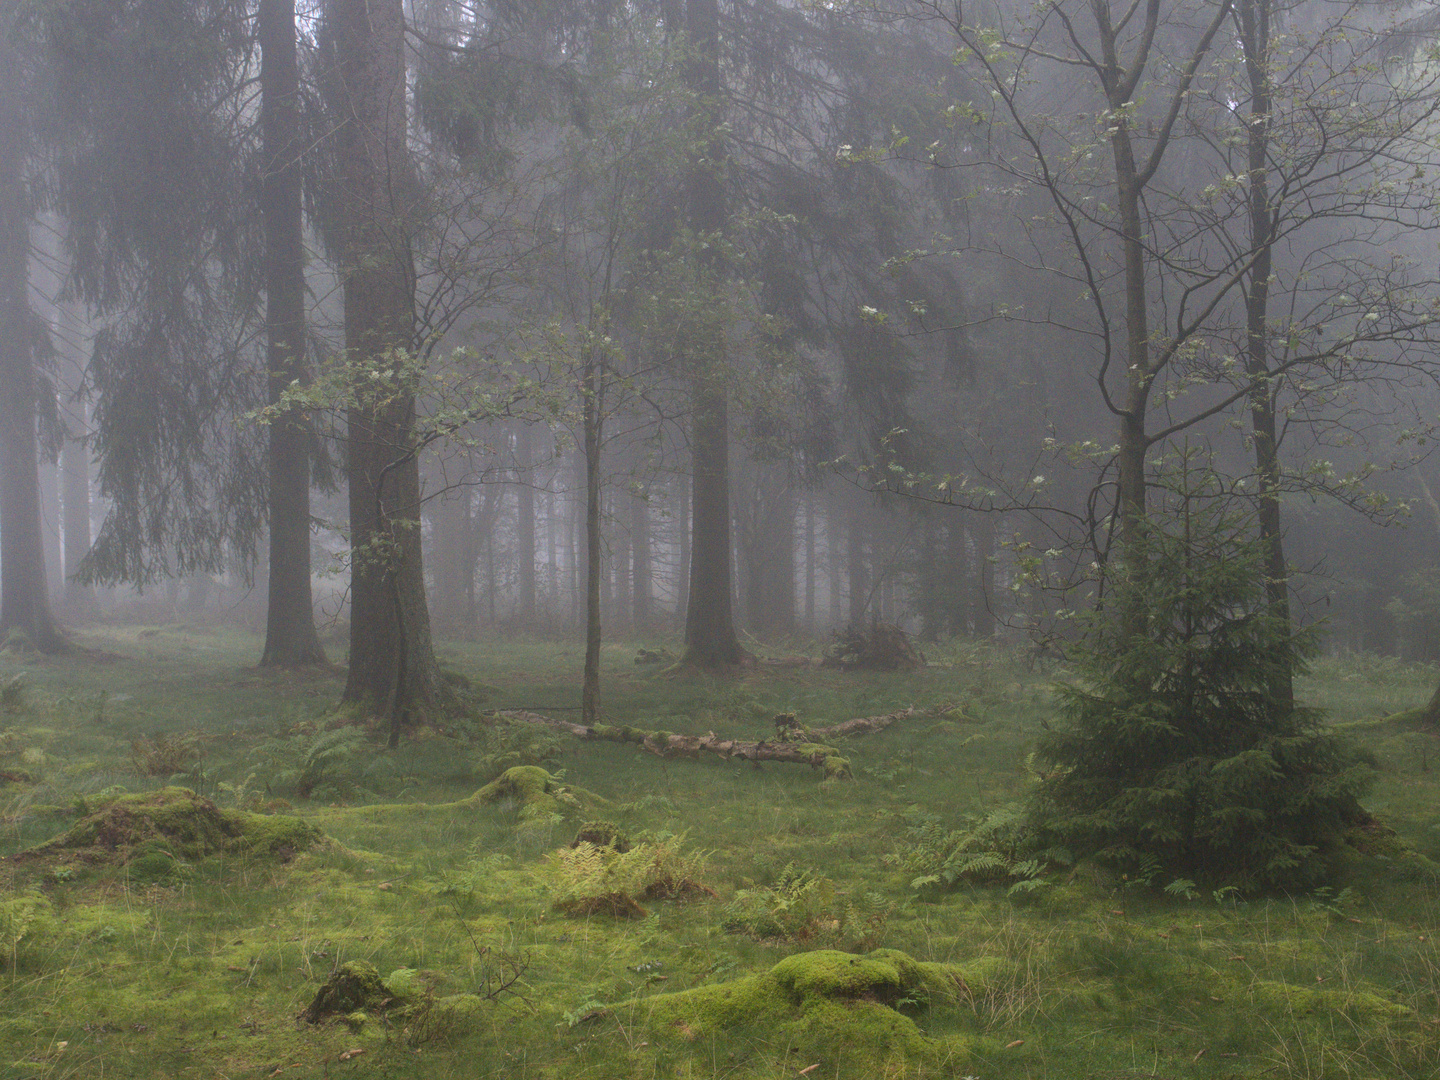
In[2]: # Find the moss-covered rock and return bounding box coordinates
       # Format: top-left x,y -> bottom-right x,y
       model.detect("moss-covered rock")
11,787 -> 322,867
632,948 -> 991,1062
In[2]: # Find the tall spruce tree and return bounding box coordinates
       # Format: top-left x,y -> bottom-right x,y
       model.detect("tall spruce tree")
35,0 -> 268,591
324,0 -> 449,735
258,0 -> 326,667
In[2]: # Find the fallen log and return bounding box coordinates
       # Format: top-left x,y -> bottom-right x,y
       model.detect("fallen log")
490,707 -> 914,781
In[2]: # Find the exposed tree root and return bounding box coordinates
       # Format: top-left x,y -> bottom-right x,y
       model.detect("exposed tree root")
490,707 -> 914,781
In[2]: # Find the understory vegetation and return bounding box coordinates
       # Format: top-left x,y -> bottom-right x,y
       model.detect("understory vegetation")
2,626 -> 1440,1078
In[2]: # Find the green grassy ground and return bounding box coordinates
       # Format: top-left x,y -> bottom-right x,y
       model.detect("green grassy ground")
2,625 -> 1439,1079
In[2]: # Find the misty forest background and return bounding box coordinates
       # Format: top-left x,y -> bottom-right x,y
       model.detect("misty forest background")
14,3 -> 1440,1077
7,4 -> 1440,783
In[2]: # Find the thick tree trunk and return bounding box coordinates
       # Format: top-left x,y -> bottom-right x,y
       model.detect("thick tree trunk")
329,0 -> 448,731
260,0 -> 326,667
680,0 -> 746,668
750,473 -> 795,635
0,53 -> 66,654
685,380 -> 746,665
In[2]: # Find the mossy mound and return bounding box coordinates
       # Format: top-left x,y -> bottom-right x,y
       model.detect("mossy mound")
571,820 -> 630,852
633,948 -> 991,1061
303,961 -> 392,1024
465,766 -> 605,819
1248,979 -> 1409,1021
12,787 -> 322,867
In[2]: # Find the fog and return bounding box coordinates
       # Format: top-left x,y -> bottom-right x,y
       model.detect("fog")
4,0 -> 1440,705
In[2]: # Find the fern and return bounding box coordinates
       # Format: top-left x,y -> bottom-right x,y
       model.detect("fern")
888,806 -> 1057,894
548,834 -> 710,918
722,865 -> 890,948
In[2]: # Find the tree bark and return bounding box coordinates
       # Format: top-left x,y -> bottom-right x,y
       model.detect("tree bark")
515,423 -> 537,625
39,459 -> 62,602
427,475 -> 473,634
675,468 -> 690,628
803,496 -> 816,632
632,487 -> 651,631
969,517 -> 995,638
1237,0 -> 1293,712
57,298 -> 95,615
260,0 -> 326,667
847,502 -> 868,627
329,0 -> 448,732
582,361 -> 603,723
0,43 -> 66,655
679,0 -> 746,667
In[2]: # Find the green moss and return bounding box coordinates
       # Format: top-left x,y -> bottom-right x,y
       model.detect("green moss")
19,786 -> 321,866
632,948 -> 984,1062
126,843 -> 185,885
467,765 -> 563,816
772,950 -> 905,1002
304,960 -> 394,1023
1248,979 -> 1410,1020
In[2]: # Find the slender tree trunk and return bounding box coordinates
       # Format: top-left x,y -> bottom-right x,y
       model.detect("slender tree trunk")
827,506 -> 841,629
0,48 -> 66,654
632,489 -> 651,631
847,503 -> 868,627
515,424 -> 536,625
611,491 -> 630,632
428,477 -> 473,634
582,361 -> 603,723
57,298 -> 95,615
260,0 -> 326,667
1237,0 -> 1293,712
571,448 -> 585,629
970,517 -> 995,637
681,0 -> 746,668
803,496 -> 815,633
675,469 -> 690,628
330,0 -> 448,731
39,460 -> 62,602
1113,122 -> 1152,552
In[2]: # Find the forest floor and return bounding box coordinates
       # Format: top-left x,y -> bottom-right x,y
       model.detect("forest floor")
2,624 -> 1440,1079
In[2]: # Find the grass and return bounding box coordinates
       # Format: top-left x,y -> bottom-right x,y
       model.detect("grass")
1,625 -> 1438,1078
